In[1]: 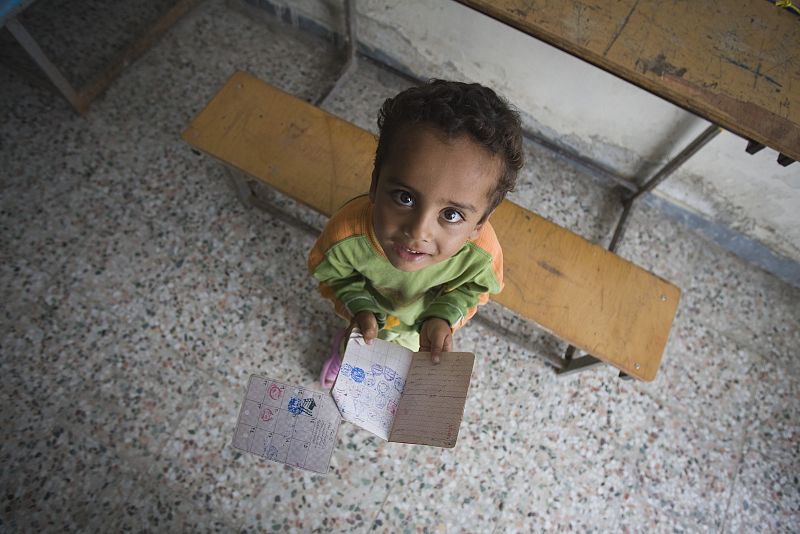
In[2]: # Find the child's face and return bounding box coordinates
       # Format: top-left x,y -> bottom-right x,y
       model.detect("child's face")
369,125 -> 502,272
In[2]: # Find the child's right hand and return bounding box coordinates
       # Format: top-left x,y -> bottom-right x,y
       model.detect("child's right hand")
349,311 -> 378,345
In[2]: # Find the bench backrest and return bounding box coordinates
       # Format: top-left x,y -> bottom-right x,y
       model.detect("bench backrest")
183,71 -> 680,381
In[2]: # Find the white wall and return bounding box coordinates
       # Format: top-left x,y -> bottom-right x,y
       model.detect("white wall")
266,0 -> 800,263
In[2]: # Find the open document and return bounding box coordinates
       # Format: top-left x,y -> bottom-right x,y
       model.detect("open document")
331,331 -> 475,448
232,375 -> 341,473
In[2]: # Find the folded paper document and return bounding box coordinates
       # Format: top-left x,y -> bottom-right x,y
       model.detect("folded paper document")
331,331 -> 474,448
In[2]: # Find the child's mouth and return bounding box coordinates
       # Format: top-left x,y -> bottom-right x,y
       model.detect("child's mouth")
393,243 -> 429,262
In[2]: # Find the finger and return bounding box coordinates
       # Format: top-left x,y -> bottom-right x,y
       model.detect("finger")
359,314 -> 378,344
430,332 -> 448,364
418,342 -> 431,354
418,326 -> 431,353
442,333 -> 453,352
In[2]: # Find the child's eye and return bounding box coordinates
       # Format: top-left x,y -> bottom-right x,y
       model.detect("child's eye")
441,208 -> 464,223
392,191 -> 414,207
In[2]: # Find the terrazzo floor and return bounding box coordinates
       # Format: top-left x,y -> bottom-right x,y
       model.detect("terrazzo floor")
1,1 -> 799,532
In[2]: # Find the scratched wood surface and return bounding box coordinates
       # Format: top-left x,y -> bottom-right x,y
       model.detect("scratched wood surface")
456,0 -> 800,161
182,71 -> 681,381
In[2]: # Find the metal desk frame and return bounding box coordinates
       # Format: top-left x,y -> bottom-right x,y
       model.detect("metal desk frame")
2,0 -> 198,114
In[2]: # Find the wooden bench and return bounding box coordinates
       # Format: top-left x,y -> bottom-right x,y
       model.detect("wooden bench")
182,71 -> 680,381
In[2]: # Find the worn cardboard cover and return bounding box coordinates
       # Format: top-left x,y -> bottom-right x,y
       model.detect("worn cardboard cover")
388,351 -> 475,448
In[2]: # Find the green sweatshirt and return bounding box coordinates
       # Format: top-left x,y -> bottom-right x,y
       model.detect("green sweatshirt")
307,196 -> 503,335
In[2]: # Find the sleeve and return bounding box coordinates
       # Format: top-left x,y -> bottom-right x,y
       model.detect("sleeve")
417,228 -> 504,332
307,196 -> 386,325
309,242 -> 386,326
417,268 -> 499,332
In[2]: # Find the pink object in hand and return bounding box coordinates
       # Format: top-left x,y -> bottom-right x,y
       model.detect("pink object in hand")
319,329 -> 347,389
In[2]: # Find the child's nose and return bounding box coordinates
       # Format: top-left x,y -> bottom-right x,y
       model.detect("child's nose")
404,213 -> 435,242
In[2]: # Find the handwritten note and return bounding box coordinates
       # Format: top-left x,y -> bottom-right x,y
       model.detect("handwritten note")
331,332 -> 475,448
232,375 -> 341,473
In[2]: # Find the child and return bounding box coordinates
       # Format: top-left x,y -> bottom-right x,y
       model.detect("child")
308,79 -> 524,387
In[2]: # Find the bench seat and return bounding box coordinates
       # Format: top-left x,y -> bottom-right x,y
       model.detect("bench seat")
182,71 -> 680,381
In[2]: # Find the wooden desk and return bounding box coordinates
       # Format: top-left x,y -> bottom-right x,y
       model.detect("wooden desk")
455,0 -> 800,161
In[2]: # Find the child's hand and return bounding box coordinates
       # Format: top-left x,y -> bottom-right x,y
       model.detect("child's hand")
349,311 -> 378,345
419,318 -> 452,364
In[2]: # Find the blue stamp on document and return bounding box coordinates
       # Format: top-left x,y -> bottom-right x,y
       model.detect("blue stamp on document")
288,397 -> 316,416
350,367 -> 366,383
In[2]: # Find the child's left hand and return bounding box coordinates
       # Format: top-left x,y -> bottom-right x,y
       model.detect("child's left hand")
419,318 -> 452,364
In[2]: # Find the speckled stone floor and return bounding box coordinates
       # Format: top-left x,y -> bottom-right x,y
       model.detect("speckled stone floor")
1,1 -> 799,532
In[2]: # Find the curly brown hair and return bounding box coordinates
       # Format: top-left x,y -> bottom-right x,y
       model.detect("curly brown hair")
373,79 -> 524,221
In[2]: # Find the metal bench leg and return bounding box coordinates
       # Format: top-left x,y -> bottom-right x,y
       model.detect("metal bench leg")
554,345 -> 604,377
223,166 -> 255,208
